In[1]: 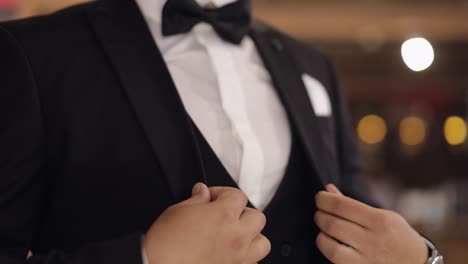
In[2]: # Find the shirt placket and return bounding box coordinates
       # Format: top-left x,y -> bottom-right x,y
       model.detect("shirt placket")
195,29 -> 265,208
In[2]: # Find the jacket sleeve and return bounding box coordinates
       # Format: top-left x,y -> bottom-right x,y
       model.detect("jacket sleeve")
323,55 -> 380,208
0,25 -> 144,264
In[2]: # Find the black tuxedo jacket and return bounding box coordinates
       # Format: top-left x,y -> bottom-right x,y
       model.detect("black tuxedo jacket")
0,0 -> 374,263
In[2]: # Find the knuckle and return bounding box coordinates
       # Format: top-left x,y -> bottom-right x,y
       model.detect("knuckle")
230,234 -> 248,252
220,206 -> 236,221
377,210 -> 399,231
226,187 -> 240,195
259,235 -> 272,257
233,190 -> 248,205
264,236 -> 272,252
255,211 -> 267,229
374,210 -> 389,226
388,210 -> 404,223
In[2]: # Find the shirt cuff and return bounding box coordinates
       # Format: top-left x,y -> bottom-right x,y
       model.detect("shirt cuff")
141,235 -> 149,264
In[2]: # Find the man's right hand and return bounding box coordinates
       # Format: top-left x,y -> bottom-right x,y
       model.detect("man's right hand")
143,183 -> 271,264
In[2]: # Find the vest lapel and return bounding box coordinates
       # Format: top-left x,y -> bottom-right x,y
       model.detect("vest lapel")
249,23 -> 332,186
86,0 -> 205,202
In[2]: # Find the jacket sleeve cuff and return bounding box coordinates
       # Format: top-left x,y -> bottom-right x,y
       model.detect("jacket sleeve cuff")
88,232 -> 145,264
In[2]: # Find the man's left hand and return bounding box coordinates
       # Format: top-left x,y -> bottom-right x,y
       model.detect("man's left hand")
314,184 -> 428,264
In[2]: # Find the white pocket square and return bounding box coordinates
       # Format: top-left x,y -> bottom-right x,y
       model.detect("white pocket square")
302,74 -> 332,117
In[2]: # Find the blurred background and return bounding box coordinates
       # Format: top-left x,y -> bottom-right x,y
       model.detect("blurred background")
1,0 -> 467,262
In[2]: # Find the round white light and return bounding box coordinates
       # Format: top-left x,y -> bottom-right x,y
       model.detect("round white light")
401,37 -> 434,72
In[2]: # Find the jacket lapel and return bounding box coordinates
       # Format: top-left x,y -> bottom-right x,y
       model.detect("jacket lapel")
250,23 -> 332,186
87,0 -> 204,202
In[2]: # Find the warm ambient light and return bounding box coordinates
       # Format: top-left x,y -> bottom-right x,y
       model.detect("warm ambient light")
357,115 -> 387,145
401,37 -> 434,72
400,116 -> 427,146
444,116 -> 467,146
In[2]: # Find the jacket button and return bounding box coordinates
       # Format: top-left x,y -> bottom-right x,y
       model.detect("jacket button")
280,243 -> 292,257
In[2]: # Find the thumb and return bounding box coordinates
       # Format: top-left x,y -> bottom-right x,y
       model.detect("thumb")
186,182 -> 210,204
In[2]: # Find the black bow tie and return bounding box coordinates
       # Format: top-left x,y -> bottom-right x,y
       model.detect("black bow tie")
162,0 -> 252,44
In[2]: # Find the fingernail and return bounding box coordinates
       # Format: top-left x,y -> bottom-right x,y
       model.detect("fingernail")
192,183 -> 202,195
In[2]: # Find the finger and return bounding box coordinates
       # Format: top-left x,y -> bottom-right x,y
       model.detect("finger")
240,208 -> 267,238
314,210 -> 369,251
245,234 -> 271,263
325,184 -> 343,195
210,186 -> 248,217
209,186 -> 243,201
316,232 -> 362,264
182,183 -> 210,205
315,191 -> 377,228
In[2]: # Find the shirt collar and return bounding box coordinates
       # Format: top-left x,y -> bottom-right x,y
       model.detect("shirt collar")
135,0 -> 239,25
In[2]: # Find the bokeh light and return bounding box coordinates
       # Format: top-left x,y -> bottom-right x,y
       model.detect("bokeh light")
401,37 -> 435,72
444,116 -> 467,146
399,116 -> 427,146
357,115 -> 387,145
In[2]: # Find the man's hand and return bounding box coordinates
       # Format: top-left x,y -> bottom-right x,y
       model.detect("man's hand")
314,184 -> 428,264
143,183 -> 271,264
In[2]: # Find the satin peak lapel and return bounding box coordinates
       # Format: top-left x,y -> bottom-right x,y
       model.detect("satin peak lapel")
87,0 -> 204,202
250,23 -> 332,186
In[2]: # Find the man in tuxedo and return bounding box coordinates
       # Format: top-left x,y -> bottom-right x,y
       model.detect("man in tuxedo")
0,0 -> 436,263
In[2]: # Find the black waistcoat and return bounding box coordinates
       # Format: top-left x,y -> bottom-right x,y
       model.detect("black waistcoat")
192,124 -> 330,264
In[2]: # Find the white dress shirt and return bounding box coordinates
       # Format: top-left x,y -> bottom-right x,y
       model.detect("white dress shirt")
135,0 -> 292,211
